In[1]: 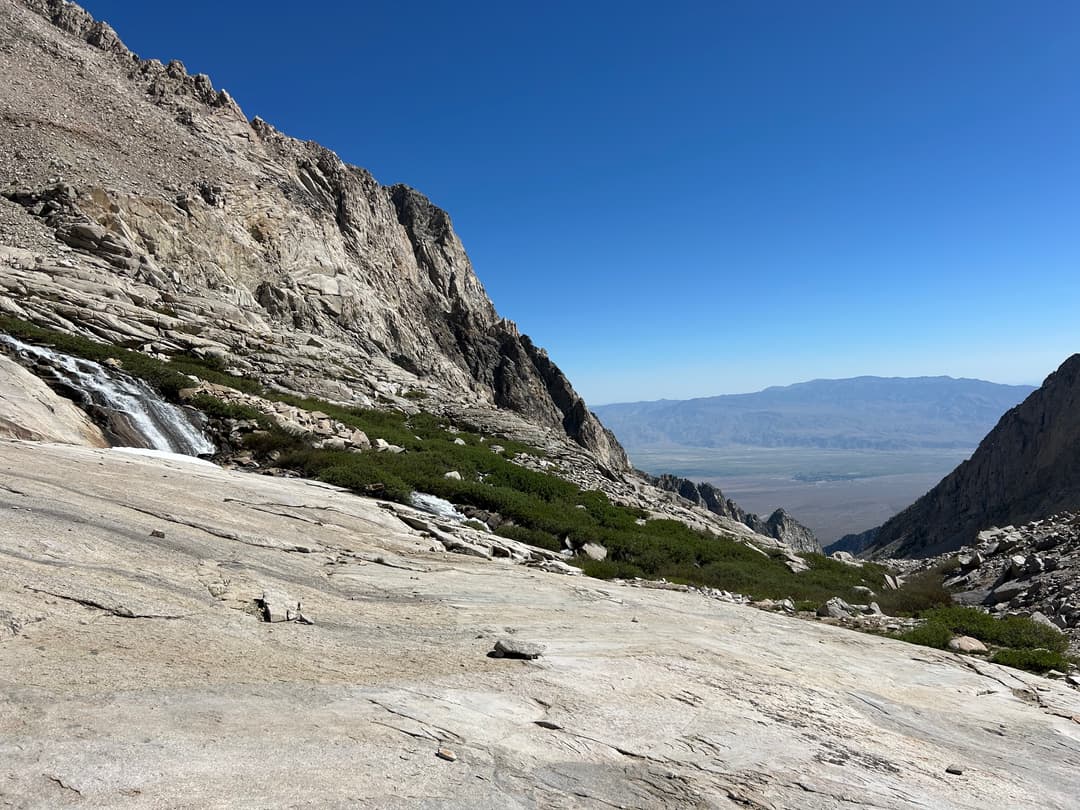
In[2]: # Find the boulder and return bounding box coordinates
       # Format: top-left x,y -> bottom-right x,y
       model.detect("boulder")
580,542 -> 607,561
947,636 -> 988,653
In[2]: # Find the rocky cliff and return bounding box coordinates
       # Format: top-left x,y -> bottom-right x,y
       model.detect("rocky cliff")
0,0 -> 627,471
862,354 -> 1080,558
649,473 -> 822,553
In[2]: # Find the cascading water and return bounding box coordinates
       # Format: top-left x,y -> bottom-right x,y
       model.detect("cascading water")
0,334 -> 216,456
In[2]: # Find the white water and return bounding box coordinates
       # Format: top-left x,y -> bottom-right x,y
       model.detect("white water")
0,334 -> 215,456
409,492 -> 470,522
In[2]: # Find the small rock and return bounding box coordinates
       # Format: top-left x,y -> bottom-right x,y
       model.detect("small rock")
945,765 -> 964,776
452,437 -> 467,446
436,748 -> 457,762
492,638 -> 545,659
580,542 -> 607,561
444,470 -> 462,480
149,529 -> 166,538
817,597 -> 853,619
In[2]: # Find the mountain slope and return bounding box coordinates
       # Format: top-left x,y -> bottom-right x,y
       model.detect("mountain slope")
0,0 -> 626,471
861,354 -> 1080,558
596,376 -> 1035,451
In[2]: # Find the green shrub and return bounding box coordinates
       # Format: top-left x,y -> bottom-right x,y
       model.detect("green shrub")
187,394 -> 268,424
990,648 -> 1072,674
898,622 -> 953,649
875,565 -> 954,616
920,606 -> 1068,654
577,557 -> 645,580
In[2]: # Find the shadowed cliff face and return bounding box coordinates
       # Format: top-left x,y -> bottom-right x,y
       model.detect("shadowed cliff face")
0,0 -> 628,471
864,354 -> 1080,559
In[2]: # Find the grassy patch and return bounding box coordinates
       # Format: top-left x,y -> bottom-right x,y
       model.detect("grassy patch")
920,606 -> 1068,653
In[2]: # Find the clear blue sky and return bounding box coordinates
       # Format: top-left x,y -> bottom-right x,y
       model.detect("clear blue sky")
82,0 -> 1080,404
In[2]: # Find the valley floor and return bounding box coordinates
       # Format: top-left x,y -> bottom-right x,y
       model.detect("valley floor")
630,446 -> 973,542
2,441 -> 1079,808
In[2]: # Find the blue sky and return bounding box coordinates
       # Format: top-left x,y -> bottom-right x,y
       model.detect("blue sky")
82,1 -> 1080,403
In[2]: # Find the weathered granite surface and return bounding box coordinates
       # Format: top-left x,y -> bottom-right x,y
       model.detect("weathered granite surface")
2,440 -> 1080,809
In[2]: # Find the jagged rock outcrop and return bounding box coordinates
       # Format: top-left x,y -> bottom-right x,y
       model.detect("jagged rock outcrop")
862,354 -> 1080,559
648,473 -> 822,553
0,0 -> 626,472
898,512 -> 1080,656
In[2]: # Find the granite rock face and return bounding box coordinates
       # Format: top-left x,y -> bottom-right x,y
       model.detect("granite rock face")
0,0 -> 626,472
649,473 -> 822,552
863,354 -> 1080,559
3,439 -> 1080,809
0,352 -> 107,446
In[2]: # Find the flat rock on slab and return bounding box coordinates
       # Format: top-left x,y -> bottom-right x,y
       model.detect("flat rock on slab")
492,638 -> 545,659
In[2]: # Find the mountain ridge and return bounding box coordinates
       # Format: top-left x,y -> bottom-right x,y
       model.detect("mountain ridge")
0,0 -> 630,470
595,375 -> 1035,452
858,353 -> 1080,558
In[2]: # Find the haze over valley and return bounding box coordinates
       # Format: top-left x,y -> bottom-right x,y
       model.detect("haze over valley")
597,376 -> 1035,542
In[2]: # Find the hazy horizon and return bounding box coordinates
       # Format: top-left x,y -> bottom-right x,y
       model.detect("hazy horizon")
591,371 -> 1043,407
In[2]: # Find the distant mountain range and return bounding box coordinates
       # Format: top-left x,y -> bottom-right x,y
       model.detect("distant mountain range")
848,354 -> 1080,559
594,376 -> 1036,451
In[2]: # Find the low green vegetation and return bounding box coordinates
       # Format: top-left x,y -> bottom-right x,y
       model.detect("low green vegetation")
0,316 -> 261,397
874,562 -> 956,616
2,315 -> 884,605
898,605 -> 1073,673
3,315 -> 1077,676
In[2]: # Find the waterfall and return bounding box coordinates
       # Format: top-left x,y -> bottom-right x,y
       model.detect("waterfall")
0,334 -> 216,457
